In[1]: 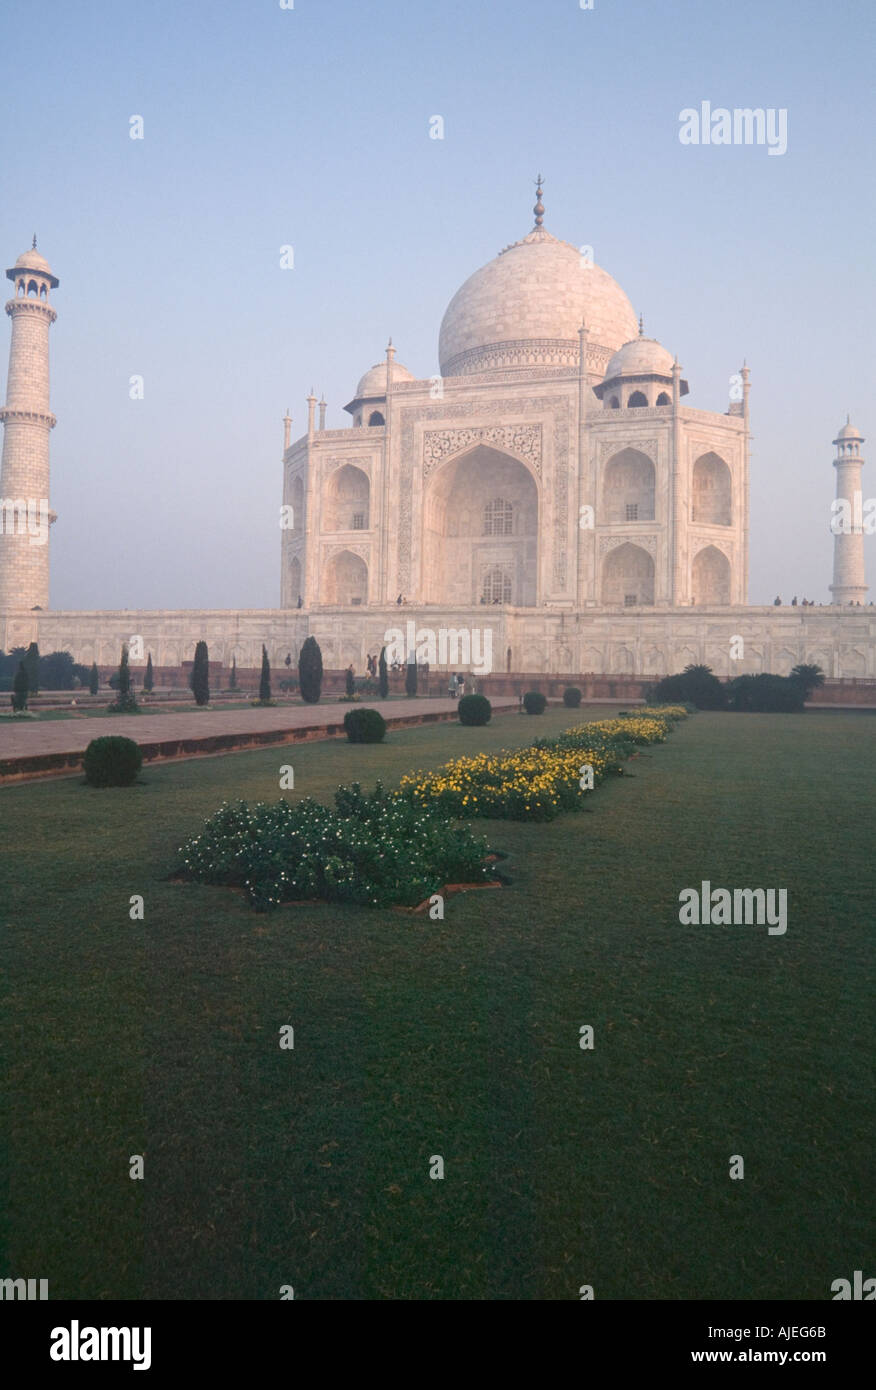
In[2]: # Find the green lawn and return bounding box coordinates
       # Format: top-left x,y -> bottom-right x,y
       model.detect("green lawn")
1,707 -> 873,1300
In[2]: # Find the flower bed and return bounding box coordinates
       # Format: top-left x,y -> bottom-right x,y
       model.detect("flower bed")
399,707 -> 688,823
178,707 -> 689,910
179,780 -> 490,911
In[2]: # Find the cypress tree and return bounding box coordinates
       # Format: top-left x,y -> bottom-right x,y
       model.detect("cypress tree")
108,644 -> 139,712
24,641 -> 40,693
12,661 -> 29,712
229,655 -> 238,691
118,644 -> 131,696
298,636 -> 323,704
345,665 -> 355,698
191,640 -> 210,706
405,659 -> 418,698
144,653 -> 154,693
259,645 -> 272,703
378,646 -> 389,699
89,662 -> 99,695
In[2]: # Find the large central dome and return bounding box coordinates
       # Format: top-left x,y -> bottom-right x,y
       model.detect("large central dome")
438,224 -> 638,380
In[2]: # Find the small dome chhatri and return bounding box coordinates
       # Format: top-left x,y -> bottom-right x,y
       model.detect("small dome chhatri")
604,336 -> 675,380
595,331 -> 689,403
353,359 -> 414,399
7,239 -> 59,287
835,418 -> 863,442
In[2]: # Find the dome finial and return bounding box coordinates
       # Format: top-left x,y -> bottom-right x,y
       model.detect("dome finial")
638,313 -> 644,337
32,233 -> 37,250
533,174 -> 545,228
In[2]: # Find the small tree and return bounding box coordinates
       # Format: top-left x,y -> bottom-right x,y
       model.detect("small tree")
191,640 -> 210,706
107,644 -> 139,713
89,662 -> 99,695
405,659 -> 418,698
298,636 -> 323,704
144,653 -> 154,693
12,661 -> 29,711
378,646 -> 389,699
789,663 -> 825,699
229,655 -> 238,691
24,641 -> 40,694
39,650 -> 76,690
118,643 -> 131,697
259,645 -> 272,703
649,663 -> 726,710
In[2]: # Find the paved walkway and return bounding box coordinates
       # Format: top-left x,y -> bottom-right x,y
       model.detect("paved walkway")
0,696 -> 517,759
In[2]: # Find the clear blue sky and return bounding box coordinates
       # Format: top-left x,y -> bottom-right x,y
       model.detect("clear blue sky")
1,0 -> 873,607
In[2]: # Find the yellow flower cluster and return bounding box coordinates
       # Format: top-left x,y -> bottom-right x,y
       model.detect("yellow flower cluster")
402,744 -> 616,821
399,706 -> 688,822
645,705 -> 689,721
565,714 -> 671,745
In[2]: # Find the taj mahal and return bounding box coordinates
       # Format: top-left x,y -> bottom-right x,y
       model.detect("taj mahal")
0,185 -> 872,681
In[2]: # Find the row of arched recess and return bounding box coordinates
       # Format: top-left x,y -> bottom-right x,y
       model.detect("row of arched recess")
290,445 -> 734,605
293,449 -> 733,537
601,448 -> 732,526
606,388 -> 672,409
302,541 -> 731,607
14,278 -> 48,300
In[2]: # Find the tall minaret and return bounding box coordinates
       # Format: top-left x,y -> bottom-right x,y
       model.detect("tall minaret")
829,419 -> 868,606
0,240 -> 59,610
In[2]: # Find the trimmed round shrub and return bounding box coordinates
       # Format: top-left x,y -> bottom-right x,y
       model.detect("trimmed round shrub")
458,693 -> 491,726
343,707 -> 387,744
83,735 -> 143,787
563,686 -> 582,708
523,691 -> 547,715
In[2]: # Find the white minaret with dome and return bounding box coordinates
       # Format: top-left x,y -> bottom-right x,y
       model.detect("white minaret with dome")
830,420 -> 868,606
0,239 -> 59,612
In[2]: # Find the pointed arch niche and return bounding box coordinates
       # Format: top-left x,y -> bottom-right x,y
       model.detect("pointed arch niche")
421,444 -> 538,605
691,545 -> 731,605
323,463 -> 370,532
601,542 -> 655,606
601,448 -> 655,524
324,549 -> 368,605
692,452 -> 732,526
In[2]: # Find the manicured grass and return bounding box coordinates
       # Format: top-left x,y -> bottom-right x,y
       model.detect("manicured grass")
0,708 -> 873,1300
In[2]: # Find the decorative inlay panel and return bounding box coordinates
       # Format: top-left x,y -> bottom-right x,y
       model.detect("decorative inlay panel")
423,424 -> 542,478
689,537 -> 732,560
596,437 -> 659,464
323,455 -> 374,477
321,541 -> 371,561
441,338 -> 611,378
598,533 -> 659,558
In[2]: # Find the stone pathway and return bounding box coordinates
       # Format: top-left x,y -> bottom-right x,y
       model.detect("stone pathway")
0,696 -> 518,760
